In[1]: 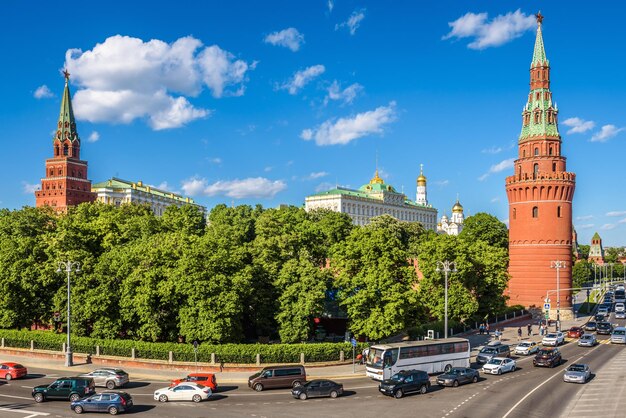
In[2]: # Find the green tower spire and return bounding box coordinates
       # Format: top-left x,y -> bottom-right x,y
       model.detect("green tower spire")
54,70 -> 80,144
531,12 -> 548,67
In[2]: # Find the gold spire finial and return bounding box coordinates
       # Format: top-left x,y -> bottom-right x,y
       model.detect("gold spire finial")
536,11 -> 544,25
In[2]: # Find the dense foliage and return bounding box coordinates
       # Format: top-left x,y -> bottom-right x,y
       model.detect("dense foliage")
0,204 -> 510,343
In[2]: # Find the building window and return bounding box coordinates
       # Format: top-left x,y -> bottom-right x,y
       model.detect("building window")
532,207 -> 538,218
513,208 -> 516,220
549,146 -> 553,155
552,162 -> 556,172
533,163 -> 539,178
534,147 -> 539,156
49,169 -> 53,176
63,145 -> 68,156
557,206 -> 562,218
522,149 -> 526,157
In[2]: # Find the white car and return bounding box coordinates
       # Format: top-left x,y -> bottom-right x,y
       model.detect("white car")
542,332 -> 565,346
615,303 -> 625,313
616,311 -> 626,319
514,341 -> 539,356
481,357 -> 517,375
154,382 -> 212,403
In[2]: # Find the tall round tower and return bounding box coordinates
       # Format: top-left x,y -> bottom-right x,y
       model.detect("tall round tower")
505,13 -> 576,318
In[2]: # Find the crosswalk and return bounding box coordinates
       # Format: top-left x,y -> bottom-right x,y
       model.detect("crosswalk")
563,336 -> 612,345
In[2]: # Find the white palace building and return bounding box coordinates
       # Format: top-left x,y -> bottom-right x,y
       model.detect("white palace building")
304,166 -> 438,230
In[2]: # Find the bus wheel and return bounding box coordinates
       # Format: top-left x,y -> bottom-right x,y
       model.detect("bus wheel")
444,364 -> 452,373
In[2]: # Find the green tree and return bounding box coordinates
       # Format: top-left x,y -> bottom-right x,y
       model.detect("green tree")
572,260 -> 592,288
578,245 -> 590,260
459,212 -> 509,250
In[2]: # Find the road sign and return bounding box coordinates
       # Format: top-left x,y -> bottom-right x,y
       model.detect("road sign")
350,337 -> 357,347
544,312 -> 550,319
543,303 -> 550,310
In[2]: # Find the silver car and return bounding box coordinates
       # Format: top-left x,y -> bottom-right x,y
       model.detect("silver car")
611,327 -> 626,344
578,334 -> 597,347
563,364 -> 590,384
79,368 -> 129,389
514,341 -> 539,355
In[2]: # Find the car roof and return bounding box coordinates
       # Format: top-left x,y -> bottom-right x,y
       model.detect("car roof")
187,373 -> 214,377
262,365 -> 304,370
489,357 -> 509,361
487,341 -> 502,346
613,326 -> 626,331
1,362 -> 22,367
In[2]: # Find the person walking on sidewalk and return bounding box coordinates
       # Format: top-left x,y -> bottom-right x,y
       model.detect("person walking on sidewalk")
527,323 -> 532,336
485,323 -> 490,336
517,327 -> 522,341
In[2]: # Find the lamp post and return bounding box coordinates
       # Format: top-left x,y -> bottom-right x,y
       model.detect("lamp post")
550,260 -> 566,331
56,261 -> 81,367
436,260 -> 457,339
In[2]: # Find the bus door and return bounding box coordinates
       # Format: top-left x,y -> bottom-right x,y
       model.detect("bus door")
382,348 -> 398,380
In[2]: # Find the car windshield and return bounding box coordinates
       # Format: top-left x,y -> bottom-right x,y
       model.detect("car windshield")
518,342 -> 530,347
545,333 -> 557,338
487,359 -> 503,365
449,368 -> 464,374
587,322 -> 596,327
13,364 -> 24,369
480,348 -> 497,354
581,335 -> 592,339
389,373 -> 406,382
568,365 -> 585,372
537,350 -> 552,356
613,330 -> 625,335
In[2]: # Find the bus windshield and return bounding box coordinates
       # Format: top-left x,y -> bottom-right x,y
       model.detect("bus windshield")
367,348 -> 385,368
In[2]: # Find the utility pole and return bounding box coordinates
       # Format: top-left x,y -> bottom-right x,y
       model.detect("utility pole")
56,261 -> 81,367
550,260 -> 566,331
436,261 -> 457,339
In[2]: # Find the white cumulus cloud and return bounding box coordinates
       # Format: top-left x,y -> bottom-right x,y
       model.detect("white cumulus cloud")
600,223 -> 617,231
619,218 -> 626,224
22,181 -> 39,193
279,65 -> 325,95
87,131 -> 100,142
481,146 -> 503,154
325,81 -> 363,105
336,9 -> 366,35
478,158 -> 515,181
264,28 -> 305,52
301,102 -> 397,146
65,35 -> 253,130
182,176 -> 286,199
576,215 -> 594,221
576,224 -> 594,230
606,211 -> 626,217
305,171 -> 329,180
562,117 -> 595,134
34,85 -> 54,99
443,9 -> 535,50
591,124 -> 624,142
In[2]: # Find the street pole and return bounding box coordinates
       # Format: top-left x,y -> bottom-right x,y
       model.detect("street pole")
57,261 -> 81,367
436,260 -> 457,339
550,260 -> 566,331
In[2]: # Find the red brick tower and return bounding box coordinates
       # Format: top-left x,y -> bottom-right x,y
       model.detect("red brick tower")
505,13 -> 576,317
35,71 -> 96,211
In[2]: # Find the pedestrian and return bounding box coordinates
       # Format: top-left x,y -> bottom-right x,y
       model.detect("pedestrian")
527,323 -> 532,336
539,324 -> 544,336
517,327 -> 522,341
479,323 -> 484,335
219,360 -> 224,373
486,323 -> 490,336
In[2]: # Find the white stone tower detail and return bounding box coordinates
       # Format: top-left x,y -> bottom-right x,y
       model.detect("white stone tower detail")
416,164 -> 428,206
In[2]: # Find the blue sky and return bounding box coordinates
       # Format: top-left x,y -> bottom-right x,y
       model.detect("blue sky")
1,1 -> 625,246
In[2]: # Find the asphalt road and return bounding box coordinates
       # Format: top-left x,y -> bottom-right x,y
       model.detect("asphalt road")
0,315 -> 624,418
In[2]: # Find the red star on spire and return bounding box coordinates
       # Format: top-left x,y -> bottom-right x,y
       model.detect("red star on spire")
62,69 -> 70,80
536,11 -> 544,25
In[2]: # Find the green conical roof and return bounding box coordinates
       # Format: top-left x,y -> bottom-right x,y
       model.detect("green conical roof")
54,71 -> 80,144
531,20 -> 548,67
592,232 -> 601,240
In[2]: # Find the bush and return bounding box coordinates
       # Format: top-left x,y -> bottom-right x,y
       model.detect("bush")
0,329 -> 366,364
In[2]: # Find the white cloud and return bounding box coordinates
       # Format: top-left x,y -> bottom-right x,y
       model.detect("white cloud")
315,182 -> 335,192
490,197 -> 500,203
591,124 -> 625,142
22,182 -> 39,193
264,28 -> 304,52
576,215 -> 594,221
562,117 -> 595,134
601,223 -> 617,231
264,166 -> 273,172
481,146 -> 503,154
434,180 -> 449,187
327,0 -> 334,12
443,9 -> 535,50
576,224 -> 595,230
336,9 -> 366,35
65,35 -> 253,130
301,102 -> 396,146
34,85 -> 54,99
279,65 -> 325,95
478,158 -> 515,181
324,81 -> 364,105
181,176 -> 286,199
208,157 -> 222,164
606,211 -> 626,217
305,171 -> 329,180
87,131 -> 100,142
618,218 -> 626,224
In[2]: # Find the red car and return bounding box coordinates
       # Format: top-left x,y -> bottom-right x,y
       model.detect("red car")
170,373 -> 217,391
567,327 -> 584,338
0,362 -> 27,380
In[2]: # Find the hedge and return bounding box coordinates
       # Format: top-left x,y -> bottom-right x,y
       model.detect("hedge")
0,329 -> 368,364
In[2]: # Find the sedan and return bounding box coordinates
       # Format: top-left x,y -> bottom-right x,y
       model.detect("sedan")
79,368 -> 129,389
594,314 -> 606,323
567,327 -> 584,339
578,334 -> 598,347
0,362 -> 27,381
596,322 -> 613,335
436,367 -> 479,387
292,379 -> 343,400
482,357 -> 516,375
514,341 -> 539,356
70,391 -> 133,415
616,311 -> 626,319
542,332 -> 565,346
563,364 -> 591,384
584,321 -> 597,332
154,383 -> 211,403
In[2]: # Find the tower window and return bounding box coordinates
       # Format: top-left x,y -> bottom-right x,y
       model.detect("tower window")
49,169 -> 53,176
513,208 -> 516,220
534,148 -> 539,156
549,146 -> 553,155
523,150 -> 526,157
552,163 -> 556,172
557,206 -> 562,218
532,207 -> 538,218
533,163 -> 539,178
63,145 -> 68,156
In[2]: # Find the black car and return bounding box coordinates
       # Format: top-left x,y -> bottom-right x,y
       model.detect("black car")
584,321 -> 597,331
32,377 -> 96,402
594,314 -> 606,323
436,367 -> 479,387
596,321 -> 613,335
533,348 -> 562,368
378,370 -> 430,399
292,379 -> 343,400
70,391 -> 133,415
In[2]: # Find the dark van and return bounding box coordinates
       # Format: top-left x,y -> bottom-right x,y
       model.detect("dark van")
248,365 -> 306,391
32,377 -> 96,402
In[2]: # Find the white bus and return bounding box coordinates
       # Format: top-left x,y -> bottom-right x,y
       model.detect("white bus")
365,338 -> 471,381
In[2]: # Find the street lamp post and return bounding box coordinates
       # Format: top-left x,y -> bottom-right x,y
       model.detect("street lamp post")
56,261 -> 81,367
550,260 -> 566,331
436,260 -> 457,339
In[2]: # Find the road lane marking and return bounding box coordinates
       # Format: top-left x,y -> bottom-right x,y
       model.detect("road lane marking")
0,393 -> 33,400
0,407 -> 49,416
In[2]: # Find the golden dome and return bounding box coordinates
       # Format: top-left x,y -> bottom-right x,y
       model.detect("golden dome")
452,200 -> 463,213
370,169 -> 384,185
417,164 -> 427,185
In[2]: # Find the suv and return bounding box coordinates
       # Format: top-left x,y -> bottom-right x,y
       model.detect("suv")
79,368 -> 129,389
596,321 -> 613,335
32,377 -> 96,402
533,348 -> 562,368
171,373 -> 217,391
379,370 -> 430,398
597,306 -> 610,317
248,366 -> 306,392
476,341 -> 510,364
